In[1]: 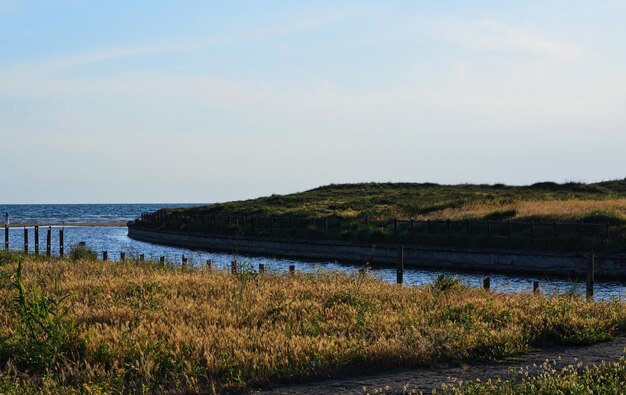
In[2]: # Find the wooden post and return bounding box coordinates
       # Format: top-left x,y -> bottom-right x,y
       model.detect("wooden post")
120,252 -> 126,262
159,256 -> 165,265
586,253 -> 595,300
533,280 -> 539,293
23,227 -> 28,253
483,276 -> 490,290
396,245 -> 404,285
59,228 -> 64,257
259,263 -> 265,274
139,254 -> 144,262
206,259 -> 212,270
231,260 -> 237,274
4,225 -> 8,251
34,226 -> 39,255
103,251 -> 108,261
46,227 -> 51,256
289,264 -> 295,274
182,256 -> 188,269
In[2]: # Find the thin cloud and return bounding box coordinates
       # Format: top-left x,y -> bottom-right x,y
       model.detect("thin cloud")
443,19 -> 583,60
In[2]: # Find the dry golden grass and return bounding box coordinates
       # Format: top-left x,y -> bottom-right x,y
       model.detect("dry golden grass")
427,199 -> 626,222
0,255 -> 625,393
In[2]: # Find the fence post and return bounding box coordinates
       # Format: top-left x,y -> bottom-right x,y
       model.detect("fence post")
396,245 -> 404,285
23,227 -> 28,253
533,280 -> 539,293
46,227 -> 51,256
206,259 -> 212,271
59,228 -> 64,257
139,254 -> 144,262
159,256 -> 165,265
586,253 -> 594,300
34,226 -> 39,255
120,252 -> 126,262
231,260 -> 237,274
103,251 -> 108,261
289,264 -> 295,274
259,263 -> 265,274
483,276 -> 490,290
182,255 -> 188,269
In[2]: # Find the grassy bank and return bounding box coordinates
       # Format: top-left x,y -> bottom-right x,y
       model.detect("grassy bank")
170,180 -> 626,222
1,252 -> 626,393
138,180 -> 626,252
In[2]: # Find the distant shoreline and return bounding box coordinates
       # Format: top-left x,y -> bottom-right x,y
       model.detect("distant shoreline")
3,221 -> 128,228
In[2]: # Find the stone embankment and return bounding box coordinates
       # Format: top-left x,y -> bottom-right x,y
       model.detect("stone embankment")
128,226 -> 626,279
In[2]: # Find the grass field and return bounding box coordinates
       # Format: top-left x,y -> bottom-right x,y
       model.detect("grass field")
1,251 -> 625,393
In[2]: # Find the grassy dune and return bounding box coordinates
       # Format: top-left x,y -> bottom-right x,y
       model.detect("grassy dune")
174,180 -> 626,223
1,252 -> 626,393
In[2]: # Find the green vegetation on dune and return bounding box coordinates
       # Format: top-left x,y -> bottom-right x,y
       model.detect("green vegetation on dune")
137,180 -> 626,253
167,180 -> 626,221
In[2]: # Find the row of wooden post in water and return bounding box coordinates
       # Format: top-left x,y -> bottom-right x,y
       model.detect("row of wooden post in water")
4,226 -> 597,300
394,245 -> 596,301
4,225 -> 64,256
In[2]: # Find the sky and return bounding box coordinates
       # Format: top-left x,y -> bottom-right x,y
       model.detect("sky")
1,0 -> 625,203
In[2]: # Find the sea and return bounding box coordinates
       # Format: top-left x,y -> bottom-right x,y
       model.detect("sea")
1,204 -> 625,300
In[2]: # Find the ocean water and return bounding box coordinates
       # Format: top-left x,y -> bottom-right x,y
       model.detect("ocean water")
0,203 -> 203,224
1,204 -> 625,300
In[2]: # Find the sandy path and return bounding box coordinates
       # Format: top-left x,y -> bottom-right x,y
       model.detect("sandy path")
263,335 -> 626,394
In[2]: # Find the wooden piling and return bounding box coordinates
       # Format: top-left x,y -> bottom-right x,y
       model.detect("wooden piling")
159,256 -> 165,265
483,276 -> 490,290
206,259 -> 212,270
182,256 -> 188,269
139,254 -> 144,262
34,226 -> 39,255
396,245 -> 404,285
59,228 -> 64,257
120,252 -> 126,262
289,265 -> 295,274
46,227 -> 51,256
586,253 -> 595,300
231,260 -> 237,274
259,263 -> 265,274
23,227 -> 28,253
533,280 -> 539,293
103,251 -> 108,261
4,226 -> 8,251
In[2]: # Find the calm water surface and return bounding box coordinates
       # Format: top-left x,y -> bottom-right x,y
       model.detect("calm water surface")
1,204 -> 625,300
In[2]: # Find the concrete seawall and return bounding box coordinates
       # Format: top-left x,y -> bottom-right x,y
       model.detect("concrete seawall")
127,226 -> 626,280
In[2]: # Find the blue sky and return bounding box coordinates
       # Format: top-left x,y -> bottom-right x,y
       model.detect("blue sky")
1,1 -> 625,203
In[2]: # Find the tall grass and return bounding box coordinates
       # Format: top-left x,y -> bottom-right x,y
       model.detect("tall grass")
0,253 -> 625,393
